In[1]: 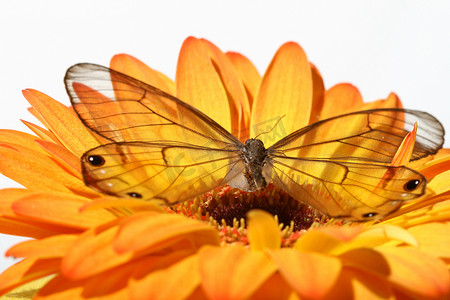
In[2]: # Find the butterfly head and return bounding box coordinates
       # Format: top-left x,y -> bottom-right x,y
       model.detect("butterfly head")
243,138 -> 267,166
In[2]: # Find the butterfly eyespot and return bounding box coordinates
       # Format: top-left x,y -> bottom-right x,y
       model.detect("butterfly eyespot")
87,155 -> 105,166
404,180 -> 421,191
362,212 -> 378,219
127,192 -> 143,199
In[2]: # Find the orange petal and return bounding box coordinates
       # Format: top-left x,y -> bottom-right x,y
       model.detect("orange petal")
176,37 -> 233,133
325,268 -> 394,300
321,83 -> 363,119
309,63 -> 325,124
61,223 -> 133,280
110,54 -> 175,95
385,196 -> 450,226
268,249 -> 342,299
251,42 -> 312,146
2,276 -> 53,300
247,210 -> 281,251
390,122 -> 417,166
0,130 -> 47,154
21,120 -> 60,144
379,247 -> 450,298
36,261 -> 136,299
202,39 -> 251,140
12,192 -> 116,230
22,89 -> 99,157
352,92 -> 403,111
0,217 -> 61,239
407,222 -> 450,258
35,140 -> 82,179
129,254 -> 200,300
294,226 -> 364,254
0,189 -> 31,218
249,273 -> 295,300
0,190 -> 95,238
113,212 -> 220,254
0,143 -> 84,193
226,51 -> 261,109
79,196 -> 164,213
417,155 -> 450,181
6,234 -> 77,259
199,245 -> 277,300
0,257 -> 60,296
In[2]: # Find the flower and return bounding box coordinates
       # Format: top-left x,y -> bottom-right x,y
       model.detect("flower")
0,37 -> 449,299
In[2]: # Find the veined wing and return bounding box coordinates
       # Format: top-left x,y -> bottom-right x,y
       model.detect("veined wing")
64,63 -> 240,147
269,109 -> 444,163
82,142 -> 244,204
267,109 -> 444,220
65,63 -> 246,203
269,157 -> 425,220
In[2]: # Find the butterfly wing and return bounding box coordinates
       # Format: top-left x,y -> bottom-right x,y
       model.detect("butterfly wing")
267,109 -> 444,220
65,63 -> 244,203
81,142 -> 244,204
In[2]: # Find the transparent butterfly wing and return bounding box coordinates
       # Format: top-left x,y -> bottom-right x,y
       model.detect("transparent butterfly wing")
65,63 -> 239,146
82,142 -> 244,204
268,109 -> 444,220
270,109 -> 444,162
65,63 -> 244,203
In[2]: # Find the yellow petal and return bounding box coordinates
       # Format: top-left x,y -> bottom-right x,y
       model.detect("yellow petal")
113,212 -> 220,255
385,195 -> 450,226
247,209 -> 281,251
348,224 -> 418,249
425,166 -> 450,194
110,53 -> 175,95
321,83 -> 363,119
226,51 -> 261,109
199,245 -> 277,300
407,222 -> 450,258
22,89 -> 99,157
251,42 -> 312,146
417,155 -> 450,181
176,37 -> 233,133
268,249 -> 342,299
294,226 -> 363,254
378,247 -> 450,299
309,63 -> 325,124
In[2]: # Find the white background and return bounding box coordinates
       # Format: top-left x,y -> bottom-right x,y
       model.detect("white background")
0,0 -> 449,272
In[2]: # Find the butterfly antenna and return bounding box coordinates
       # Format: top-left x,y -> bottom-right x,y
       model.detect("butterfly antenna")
254,115 -> 286,139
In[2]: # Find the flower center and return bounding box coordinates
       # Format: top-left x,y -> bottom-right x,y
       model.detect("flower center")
200,184 -> 321,231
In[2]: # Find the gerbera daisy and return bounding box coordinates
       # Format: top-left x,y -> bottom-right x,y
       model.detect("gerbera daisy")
0,37 -> 449,299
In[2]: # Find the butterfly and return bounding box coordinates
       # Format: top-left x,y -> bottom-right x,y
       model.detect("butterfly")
64,63 -> 445,221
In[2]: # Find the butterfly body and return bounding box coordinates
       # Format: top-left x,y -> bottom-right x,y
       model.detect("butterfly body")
229,138 -> 272,192
65,63 -> 445,221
